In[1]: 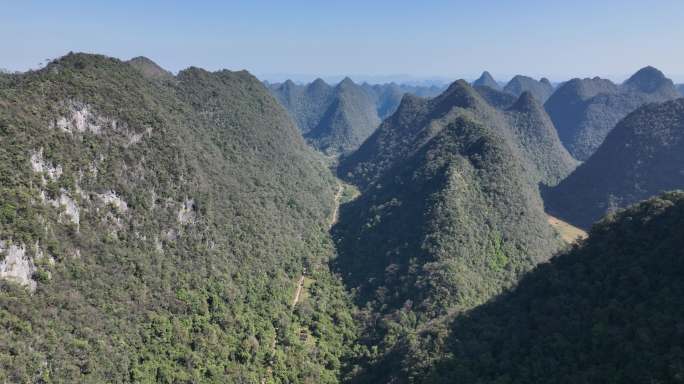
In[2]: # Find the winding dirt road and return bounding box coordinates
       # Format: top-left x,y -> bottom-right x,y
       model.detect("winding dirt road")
263,180 -> 344,383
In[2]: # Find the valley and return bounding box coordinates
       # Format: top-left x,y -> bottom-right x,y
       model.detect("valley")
1,47 -> 683,383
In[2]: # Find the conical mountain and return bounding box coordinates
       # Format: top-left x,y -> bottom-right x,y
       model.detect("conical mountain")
303,77 -> 381,154
0,53 -> 354,382
270,76 -> 444,154
504,75 -> 554,103
340,80 -> 576,188
472,70 -> 501,90
126,56 -> 174,80
622,65 -> 680,96
335,80 -> 572,382
504,91 -> 579,185
426,192 -> 684,383
545,67 -> 680,160
544,98 -> 684,228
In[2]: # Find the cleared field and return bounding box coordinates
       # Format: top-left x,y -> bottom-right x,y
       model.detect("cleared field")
547,214 -> 588,244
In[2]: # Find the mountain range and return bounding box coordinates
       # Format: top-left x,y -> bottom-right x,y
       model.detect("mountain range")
504,75 -> 555,103
2,52 -> 684,383
544,97 -> 684,228
544,66 -> 680,160
334,80 -> 576,382
269,79 -> 443,154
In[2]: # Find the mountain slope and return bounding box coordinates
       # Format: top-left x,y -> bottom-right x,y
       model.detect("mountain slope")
127,56 -> 174,81
0,53 -> 356,383
270,79 -> 443,154
472,71 -> 501,90
305,78 -> 381,154
544,98 -> 684,228
334,80 -> 568,382
678,84 -> 684,96
545,67 -> 680,160
339,80 -> 576,188
426,192 -> 684,384
503,75 -> 554,103
473,85 -> 517,109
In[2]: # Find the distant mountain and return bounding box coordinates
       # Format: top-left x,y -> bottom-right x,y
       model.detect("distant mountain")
545,66 -> 680,160
504,75 -> 554,103
305,77 -> 381,154
425,192 -> 684,383
361,82 -> 444,120
677,83 -> 684,96
126,56 -> 174,80
335,80 -> 574,382
544,98 -> 684,228
472,71 -> 501,90
0,53 -> 355,382
270,78 -> 443,154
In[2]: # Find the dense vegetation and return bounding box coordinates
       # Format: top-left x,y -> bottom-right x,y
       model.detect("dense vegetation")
269,78 -> 443,155
544,66 -> 680,160
0,53 -> 358,383
425,192 -> 684,383
472,71 -> 501,90
545,98 -> 684,228
334,80 -> 572,382
503,75 -> 554,103
473,86 -> 517,110
339,80 -> 576,188
3,52 -> 683,383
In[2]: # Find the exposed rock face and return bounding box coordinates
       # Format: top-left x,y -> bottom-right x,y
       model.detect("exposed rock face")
0,242 -> 36,292
0,52 -> 349,382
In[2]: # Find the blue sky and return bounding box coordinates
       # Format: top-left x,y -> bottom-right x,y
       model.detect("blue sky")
2,0 -> 683,82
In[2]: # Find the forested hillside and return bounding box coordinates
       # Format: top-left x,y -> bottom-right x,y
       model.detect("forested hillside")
545,98 -> 684,228
334,80 -> 571,382
425,192 -> 684,383
545,66 -> 680,160
339,80 -> 576,188
0,53 -> 357,383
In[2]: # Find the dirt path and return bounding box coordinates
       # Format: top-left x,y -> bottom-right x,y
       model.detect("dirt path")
291,275 -> 305,309
263,180 -> 343,383
329,182 -> 343,228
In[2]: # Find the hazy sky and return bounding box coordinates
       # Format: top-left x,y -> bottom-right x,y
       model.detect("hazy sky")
2,0 -> 683,82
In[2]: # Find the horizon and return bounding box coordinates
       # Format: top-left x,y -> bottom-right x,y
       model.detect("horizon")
2,1 -> 684,83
